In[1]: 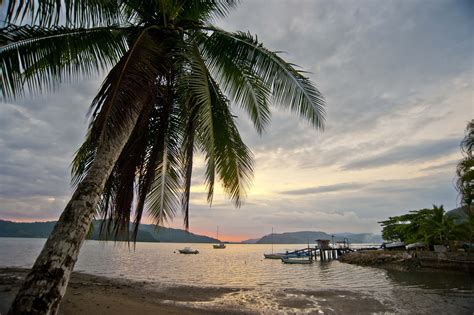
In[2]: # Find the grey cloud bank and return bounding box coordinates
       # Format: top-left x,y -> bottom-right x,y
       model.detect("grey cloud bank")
281,183 -> 366,195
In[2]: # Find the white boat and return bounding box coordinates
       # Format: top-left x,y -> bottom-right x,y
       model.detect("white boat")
178,247 -> 199,254
264,252 -> 287,259
213,226 -> 226,249
264,251 -> 310,259
281,257 -> 313,264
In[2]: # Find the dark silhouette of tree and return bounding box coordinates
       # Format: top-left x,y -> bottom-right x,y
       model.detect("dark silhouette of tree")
1,1 -> 325,313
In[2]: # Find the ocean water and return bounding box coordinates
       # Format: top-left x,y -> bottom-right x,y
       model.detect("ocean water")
1,238 -> 473,313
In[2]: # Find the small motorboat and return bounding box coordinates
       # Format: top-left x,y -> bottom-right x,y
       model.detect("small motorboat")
264,251 -> 309,259
281,257 -> 313,264
178,247 -> 199,254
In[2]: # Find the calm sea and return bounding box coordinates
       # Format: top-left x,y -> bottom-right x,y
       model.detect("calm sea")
1,238 -> 473,313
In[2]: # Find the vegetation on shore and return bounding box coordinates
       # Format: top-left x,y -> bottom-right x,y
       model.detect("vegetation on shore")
379,205 -> 471,246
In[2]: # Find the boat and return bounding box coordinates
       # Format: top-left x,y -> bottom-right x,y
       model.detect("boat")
281,257 -> 313,264
263,227 -> 278,258
264,252 -> 287,259
212,226 -> 226,249
178,247 -> 199,254
264,251 -> 310,259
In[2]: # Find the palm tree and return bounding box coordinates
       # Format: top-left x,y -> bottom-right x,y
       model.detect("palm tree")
1,1 -> 325,313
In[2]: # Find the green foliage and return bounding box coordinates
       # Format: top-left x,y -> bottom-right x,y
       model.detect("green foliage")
379,205 -> 470,245
2,0 -> 326,241
1,24 -> 130,100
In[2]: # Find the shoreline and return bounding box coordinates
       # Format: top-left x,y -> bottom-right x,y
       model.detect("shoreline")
339,250 -> 474,273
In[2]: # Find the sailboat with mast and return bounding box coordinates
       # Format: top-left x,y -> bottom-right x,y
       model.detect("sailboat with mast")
213,226 -> 226,249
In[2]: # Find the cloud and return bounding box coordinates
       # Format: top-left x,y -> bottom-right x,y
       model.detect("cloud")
420,160 -> 460,173
280,183 -> 365,195
342,137 -> 461,170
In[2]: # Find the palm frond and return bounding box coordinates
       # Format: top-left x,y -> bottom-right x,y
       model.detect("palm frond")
202,28 -> 326,130
146,102 -> 184,226
1,24 -> 131,100
88,26 -> 173,145
183,42 -> 216,203
200,31 -> 271,133
207,76 -> 254,205
182,41 -> 254,206
180,1 -> 239,22
5,0 -> 123,27
181,105 -> 197,230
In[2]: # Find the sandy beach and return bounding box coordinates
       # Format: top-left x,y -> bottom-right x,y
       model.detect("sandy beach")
0,268 -> 394,314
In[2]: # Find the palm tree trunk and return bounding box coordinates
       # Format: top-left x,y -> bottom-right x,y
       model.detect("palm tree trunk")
8,107 -> 142,315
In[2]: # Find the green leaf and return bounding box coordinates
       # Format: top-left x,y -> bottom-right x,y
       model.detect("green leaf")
1,24 -> 130,101
5,0 -> 123,27
204,28 -> 325,130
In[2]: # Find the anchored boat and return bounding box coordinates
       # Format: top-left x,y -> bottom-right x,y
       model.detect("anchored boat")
212,226 -> 226,249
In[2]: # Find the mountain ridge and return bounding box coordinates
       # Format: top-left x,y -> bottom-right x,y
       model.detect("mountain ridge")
0,219 -> 383,244
244,230 -> 383,244
0,219 -> 219,243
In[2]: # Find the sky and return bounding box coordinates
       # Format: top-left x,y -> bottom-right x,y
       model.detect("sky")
1,0 -> 473,242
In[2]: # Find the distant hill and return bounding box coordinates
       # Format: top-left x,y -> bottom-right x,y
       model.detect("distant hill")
0,220 -> 218,243
251,231 -> 382,244
446,206 -> 470,224
241,237 -> 260,244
